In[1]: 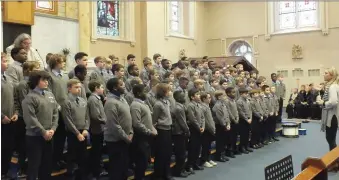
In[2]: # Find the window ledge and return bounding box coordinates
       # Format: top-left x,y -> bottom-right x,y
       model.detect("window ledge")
91,36 -> 136,47
165,33 -> 194,40
272,27 -> 321,35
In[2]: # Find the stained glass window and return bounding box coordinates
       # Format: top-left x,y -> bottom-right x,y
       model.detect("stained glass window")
232,42 -> 253,63
97,1 -> 119,37
276,1 -> 318,31
170,1 -> 180,32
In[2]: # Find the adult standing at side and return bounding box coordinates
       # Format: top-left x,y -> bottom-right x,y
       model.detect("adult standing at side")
6,33 -> 44,69
271,73 -> 286,122
321,67 -> 339,152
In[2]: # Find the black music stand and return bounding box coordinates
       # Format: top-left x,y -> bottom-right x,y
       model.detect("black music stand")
265,155 -> 294,180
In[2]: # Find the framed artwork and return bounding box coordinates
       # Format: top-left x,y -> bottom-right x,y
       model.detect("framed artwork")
35,1 -> 58,15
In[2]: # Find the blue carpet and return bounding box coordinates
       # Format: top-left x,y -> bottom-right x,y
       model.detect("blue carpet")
184,122 -> 339,180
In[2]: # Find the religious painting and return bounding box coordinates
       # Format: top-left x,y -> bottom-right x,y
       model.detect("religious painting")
96,1 -> 120,37
35,1 -> 58,15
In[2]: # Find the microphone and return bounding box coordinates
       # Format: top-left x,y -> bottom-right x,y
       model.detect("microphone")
35,49 -> 46,69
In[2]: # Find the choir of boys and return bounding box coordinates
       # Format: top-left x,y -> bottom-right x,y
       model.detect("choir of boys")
2,51 -> 325,180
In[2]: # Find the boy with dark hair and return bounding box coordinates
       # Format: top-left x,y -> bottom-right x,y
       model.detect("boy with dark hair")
272,73 -> 286,123
104,78 -> 133,180
69,52 -> 88,79
172,91 -> 190,177
7,47 -> 27,85
152,83 -> 173,179
261,85 -> 274,144
90,56 -> 107,88
125,64 -> 140,92
88,81 -> 107,179
1,54 -> 19,179
212,69 -> 221,81
145,79 -> 160,113
200,92 -> 217,168
225,87 -> 239,157
22,70 -> 58,180
212,90 -> 230,162
259,87 -> 269,146
152,53 -> 162,72
236,88 -> 253,154
62,79 -> 90,179
124,54 -> 136,81
48,54 -> 69,170
249,89 -> 264,149
112,63 -> 125,80
74,64 -> 88,99
14,61 -> 40,177
125,77 -> 143,105
175,77 -> 190,105
159,59 -> 171,81
186,88 -> 205,173
130,84 -> 157,180
250,70 -> 257,80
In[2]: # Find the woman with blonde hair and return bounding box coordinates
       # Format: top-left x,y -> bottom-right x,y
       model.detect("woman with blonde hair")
321,67 -> 339,152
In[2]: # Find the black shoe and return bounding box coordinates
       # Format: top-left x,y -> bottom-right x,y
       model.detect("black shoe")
263,141 -> 269,145
226,151 -> 235,158
193,164 -> 204,170
250,145 -> 258,149
99,170 -> 108,176
215,157 -> 226,162
222,155 -> 230,161
179,171 -> 189,177
185,168 -> 195,175
165,176 -> 175,180
246,147 -> 253,152
240,148 -> 249,154
272,137 -> 280,141
234,150 -> 242,155
17,171 -> 27,178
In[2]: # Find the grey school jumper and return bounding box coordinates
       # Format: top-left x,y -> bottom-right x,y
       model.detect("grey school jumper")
15,78 -> 30,117
187,101 -> 206,131
1,74 -> 19,120
48,70 -> 68,108
226,97 -> 239,124
272,81 -> 286,99
172,102 -> 189,135
263,94 -> 275,115
212,100 -> 231,127
201,103 -> 216,134
236,96 -> 252,120
104,93 -> 133,143
250,97 -> 264,121
73,76 -> 87,100
145,91 -> 156,113
62,94 -> 90,135
87,94 -> 107,134
6,61 -> 24,86
271,93 -> 280,113
130,99 -> 154,136
152,98 -> 172,130
22,90 -> 59,136
89,67 -> 106,87
259,96 -> 269,118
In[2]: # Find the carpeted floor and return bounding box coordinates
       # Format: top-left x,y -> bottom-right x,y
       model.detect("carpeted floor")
183,122 -> 339,180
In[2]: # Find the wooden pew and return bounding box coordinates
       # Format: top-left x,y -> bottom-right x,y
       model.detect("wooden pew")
294,147 -> 339,180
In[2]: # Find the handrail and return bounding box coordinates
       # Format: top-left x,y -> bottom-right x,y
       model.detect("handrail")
294,147 -> 339,180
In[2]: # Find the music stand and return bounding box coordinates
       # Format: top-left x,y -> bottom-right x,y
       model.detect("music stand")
265,155 -> 294,180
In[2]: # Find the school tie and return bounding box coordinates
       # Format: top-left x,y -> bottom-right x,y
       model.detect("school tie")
100,71 -> 104,76
58,73 -> 62,77
2,74 -> 6,81
42,91 -> 45,96
76,97 -> 80,105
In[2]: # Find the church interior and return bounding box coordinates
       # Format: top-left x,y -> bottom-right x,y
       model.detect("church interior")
1,1 -> 339,180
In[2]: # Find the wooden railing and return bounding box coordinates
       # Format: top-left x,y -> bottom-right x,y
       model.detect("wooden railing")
294,147 -> 339,180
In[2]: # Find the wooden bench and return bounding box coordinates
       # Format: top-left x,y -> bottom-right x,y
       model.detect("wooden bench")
294,147 -> 339,180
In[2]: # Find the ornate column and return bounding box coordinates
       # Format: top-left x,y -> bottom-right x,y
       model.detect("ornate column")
78,2 -> 91,54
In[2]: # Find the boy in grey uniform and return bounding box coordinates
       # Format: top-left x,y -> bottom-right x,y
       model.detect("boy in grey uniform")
249,89 -> 264,149
262,85 -> 275,144
172,91 -> 190,177
62,79 -> 90,179
225,87 -> 240,157
213,90 -> 231,162
270,86 -> 280,141
125,64 -> 140,92
73,64 -> 88,99
89,56 -> 107,88
6,47 -> 27,85
22,71 -> 59,180
68,52 -> 88,79
200,92 -> 217,168
87,81 -> 107,179
152,83 -> 173,179
145,79 -> 160,113
104,78 -> 133,180
48,54 -> 69,170
259,90 -> 269,146
186,88 -> 205,173
130,84 -> 157,180
236,88 -> 253,154
1,55 -> 19,178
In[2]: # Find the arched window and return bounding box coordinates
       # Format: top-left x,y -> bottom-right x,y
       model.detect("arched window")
229,41 -> 253,63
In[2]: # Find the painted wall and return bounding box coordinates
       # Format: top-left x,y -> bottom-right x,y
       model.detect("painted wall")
205,2 -> 339,95
146,2 -> 206,62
